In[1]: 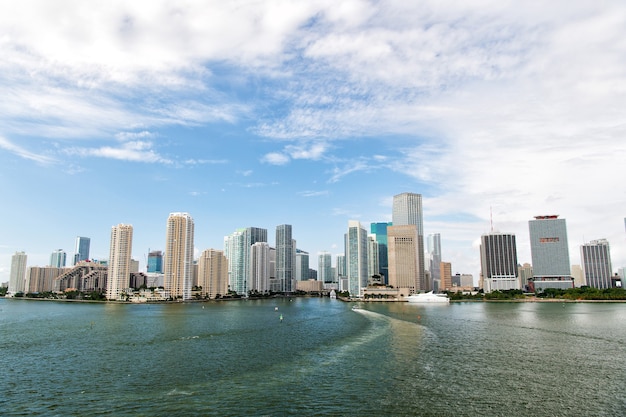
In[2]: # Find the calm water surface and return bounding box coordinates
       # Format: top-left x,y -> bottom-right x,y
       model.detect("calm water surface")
1,298 -> 625,416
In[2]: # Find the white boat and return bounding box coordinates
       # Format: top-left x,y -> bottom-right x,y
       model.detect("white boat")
406,291 -> 449,303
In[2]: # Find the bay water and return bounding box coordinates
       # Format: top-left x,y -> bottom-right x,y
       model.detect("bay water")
1,297 -> 625,416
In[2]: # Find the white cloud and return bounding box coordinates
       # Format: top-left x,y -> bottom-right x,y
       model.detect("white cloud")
0,136 -> 56,164
65,140 -> 172,164
261,152 -> 290,165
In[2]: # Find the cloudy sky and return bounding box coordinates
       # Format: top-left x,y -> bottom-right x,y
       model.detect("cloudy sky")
1,0 -> 625,284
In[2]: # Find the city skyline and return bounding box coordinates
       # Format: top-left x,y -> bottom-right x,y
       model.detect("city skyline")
1,2 -> 625,283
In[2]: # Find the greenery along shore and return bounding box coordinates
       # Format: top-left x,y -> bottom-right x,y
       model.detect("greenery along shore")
449,287 -> 626,301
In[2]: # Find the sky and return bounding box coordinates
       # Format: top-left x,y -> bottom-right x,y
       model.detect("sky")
1,0 -> 625,284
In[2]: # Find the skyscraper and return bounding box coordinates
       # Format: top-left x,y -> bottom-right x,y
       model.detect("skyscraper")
370,222 -> 392,283
427,233 -> 442,291
147,250 -> 163,273
198,249 -> 228,299
367,236 -> 380,282
50,249 -> 67,268
276,224 -> 294,292
440,261 -> 452,291
106,224 -> 133,300
581,239 -> 613,289
164,212 -> 195,300
225,227 -> 268,295
345,220 -> 368,297
295,249 -> 310,281
73,236 -> 90,265
387,225 -> 421,293
318,251 -> 333,283
8,251 -> 27,295
480,232 -> 519,292
528,215 -> 573,290
250,242 -> 270,293
391,193 -> 426,290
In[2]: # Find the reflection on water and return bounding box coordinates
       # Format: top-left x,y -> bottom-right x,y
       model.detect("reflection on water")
0,298 -> 625,416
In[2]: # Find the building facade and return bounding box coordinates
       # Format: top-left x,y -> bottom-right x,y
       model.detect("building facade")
250,242 -> 271,293
106,224 -> 133,300
387,225 -> 421,293
147,250 -> 163,273
198,249 -> 228,299
318,251 -> 333,283
370,222 -> 392,283
8,251 -> 28,295
392,193 -> 426,290
581,239 -> 613,289
528,215 -> 573,290
164,212 -> 195,300
276,224 -> 294,292
480,232 -> 520,292
73,236 -> 90,265
427,233 -> 442,291
345,221 -> 368,297
50,249 -> 67,268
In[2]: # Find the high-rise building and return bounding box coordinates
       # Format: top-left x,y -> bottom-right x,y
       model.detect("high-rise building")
346,221 -> 368,297
581,239 -> 613,289
318,252 -> 333,283
295,249 -> 310,281
518,263 -> 534,290
480,232 -> 520,292
106,224 -> 133,300
250,242 -> 270,293
367,236 -> 380,282
198,249 -> 228,299
73,236 -> 90,265
26,267 -> 69,293
50,249 -> 66,268
392,193 -> 426,290
528,215 -> 573,291
427,234 -> 442,291
225,227 -> 268,295
8,251 -> 27,295
388,225 -> 421,293
440,261 -> 452,291
164,212 -> 194,300
370,222 -> 392,283
276,224 -> 294,292
147,250 -> 163,273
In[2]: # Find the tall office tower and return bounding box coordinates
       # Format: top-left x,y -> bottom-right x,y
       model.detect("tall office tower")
367,236 -> 380,282
147,250 -> 163,273
295,249 -> 310,281
570,265 -> 585,288
480,232 -> 519,292
528,215 -> 573,290
164,212 -> 194,300
518,263 -> 534,290
387,225 -> 421,293
370,222 -> 392,283
8,251 -> 27,294
244,227 -> 268,292
318,252 -> 333,283
427,234 -> 442,291
73,236 -> 91,265
225,229 -> 245,295
440,261 -> 452,291
250,242 -> 270,293
345,221 -> 369,297
336,253 -> 346,288
198,249 -> 228,299
276,224 -> 294,292
50,249 -> 66,268
392,193 -> 426,290
581,239 -> 613,289
106,224 -> 133,300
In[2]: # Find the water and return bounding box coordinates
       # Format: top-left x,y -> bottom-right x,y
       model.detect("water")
1,298 -> 625,416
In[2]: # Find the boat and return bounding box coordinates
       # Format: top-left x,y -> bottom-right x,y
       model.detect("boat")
406,291 -> 449,303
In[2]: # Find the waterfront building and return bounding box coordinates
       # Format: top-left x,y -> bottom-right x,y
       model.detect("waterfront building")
440,261 -> 452,291
528,215 -> 574,291
50,249 -> 66,268
250,242 -> 270,293
318,251 -> 333,283
367,235 -> 380,283
571,265 -> 584,288
581,239 -> 613,289
164,212 -> 194,300
53,261 -> 107,293
391,192 -> 426,290
106,224 -> 133,300
276,224 -> 294,292
387,224 -> 421,293
73,236 -> 90,265
8,251 -> 27,295
518,263 -> 533,290
480,232 -> 520,292
370,222 -> 392,283
26,267 -> 70,293
336,254 -> 346,282
427,233 -> 442,291
345,220 -> 368,297
198,249 -> 228,299
296,249 -> 310,281
147,251 -> 163,273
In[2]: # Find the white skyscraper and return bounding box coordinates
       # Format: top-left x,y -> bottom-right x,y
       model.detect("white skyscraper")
164,212 -> 195,300
50,249 -> 67,268
276,224 -> 294,292
391,193 -> 426,291
318,252 -> 333,283
345,220 -> 368,297
367,236 -> 380,282
250,242 -> 271,293
581,239 -> 613,289
427,233 -> 441,291
8,251 -> 27,295
106,224 -> 133,300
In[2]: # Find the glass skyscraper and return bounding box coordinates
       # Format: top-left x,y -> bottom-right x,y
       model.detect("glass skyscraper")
391,193 -> 426,291
370,222 -> 391,283
73,236 -> 90,265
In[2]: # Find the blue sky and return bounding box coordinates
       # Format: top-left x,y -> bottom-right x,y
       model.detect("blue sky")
1,0 -> 625,283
